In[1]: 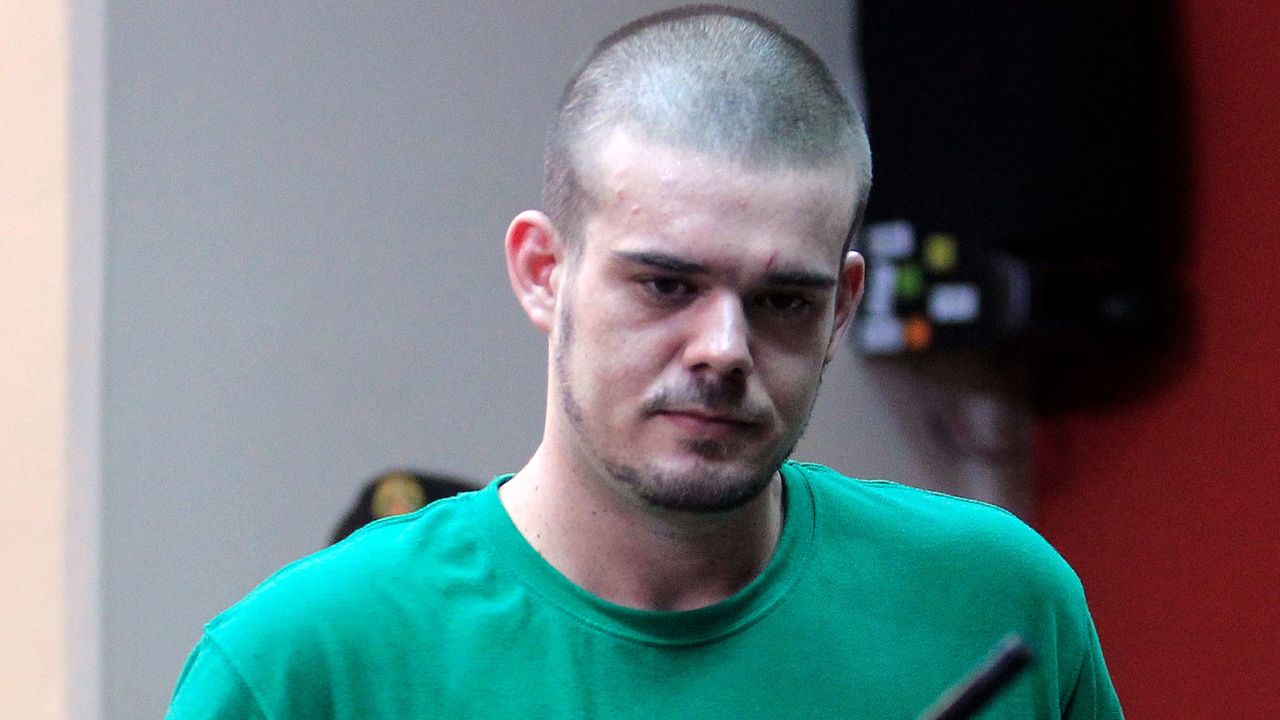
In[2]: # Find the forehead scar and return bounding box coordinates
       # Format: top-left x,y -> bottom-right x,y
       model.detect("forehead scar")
764,253 -> 778,272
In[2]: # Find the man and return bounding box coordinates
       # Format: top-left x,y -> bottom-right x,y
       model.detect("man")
168,6 -> 1122,718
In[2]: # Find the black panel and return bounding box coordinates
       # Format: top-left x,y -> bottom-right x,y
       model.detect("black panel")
856,1 -> 1189,411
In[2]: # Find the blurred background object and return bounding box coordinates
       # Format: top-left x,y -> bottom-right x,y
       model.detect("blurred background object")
329,469 -> 473,545
852,0 -> 1191,522
857,0 -> 1189,413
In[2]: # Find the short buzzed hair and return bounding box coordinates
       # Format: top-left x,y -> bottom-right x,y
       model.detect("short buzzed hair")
544,4 -> 872,252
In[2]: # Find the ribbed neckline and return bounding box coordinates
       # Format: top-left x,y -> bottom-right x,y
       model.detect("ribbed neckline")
474,461 -> 815,647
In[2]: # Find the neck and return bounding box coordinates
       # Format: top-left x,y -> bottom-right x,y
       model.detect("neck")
499,444 -> 785,612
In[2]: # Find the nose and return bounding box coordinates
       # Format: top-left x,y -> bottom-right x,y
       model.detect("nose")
682,292 -> 753,377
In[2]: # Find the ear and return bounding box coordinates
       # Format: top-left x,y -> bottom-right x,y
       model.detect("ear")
825,250 -> 866,364
505,210 -> 564,333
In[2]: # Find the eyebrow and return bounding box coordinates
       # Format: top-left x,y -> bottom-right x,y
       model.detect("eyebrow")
612,250 -> 837,289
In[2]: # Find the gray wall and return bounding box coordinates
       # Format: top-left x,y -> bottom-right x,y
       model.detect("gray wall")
101,2 -> 936,717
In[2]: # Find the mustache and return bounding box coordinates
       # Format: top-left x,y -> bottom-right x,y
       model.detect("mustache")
641,378 -> 771,424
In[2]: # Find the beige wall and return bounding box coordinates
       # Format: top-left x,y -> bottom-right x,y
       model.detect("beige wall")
0,1 -> 70,717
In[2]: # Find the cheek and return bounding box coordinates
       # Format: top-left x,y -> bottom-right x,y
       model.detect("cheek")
758,353 -> 827,411
578,297 -> 680,369
567,307 -> 656,393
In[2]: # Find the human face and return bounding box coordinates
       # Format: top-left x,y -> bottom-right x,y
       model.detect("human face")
551,129 -> 863,514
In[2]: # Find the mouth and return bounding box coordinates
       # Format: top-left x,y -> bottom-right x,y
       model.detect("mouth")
654,408 -> 766,437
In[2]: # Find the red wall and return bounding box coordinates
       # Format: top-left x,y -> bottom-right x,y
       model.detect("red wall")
1034,2 -> 1280,717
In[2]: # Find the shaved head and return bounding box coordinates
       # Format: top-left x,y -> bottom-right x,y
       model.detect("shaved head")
544,5 -> 872,253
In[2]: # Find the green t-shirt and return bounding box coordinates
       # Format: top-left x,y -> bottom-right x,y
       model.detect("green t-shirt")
167,461 -> 1121,718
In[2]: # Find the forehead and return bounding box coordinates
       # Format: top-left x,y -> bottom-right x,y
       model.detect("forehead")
580,128 -> 857,265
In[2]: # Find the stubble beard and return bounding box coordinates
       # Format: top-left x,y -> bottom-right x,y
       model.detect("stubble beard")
553,301 -> 819,514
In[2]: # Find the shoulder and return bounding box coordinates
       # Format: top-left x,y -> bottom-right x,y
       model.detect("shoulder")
170,486 -> 500,715
204,487 -> 486,654
787,461 -> 1087,609
786,461 -> 1111,707
789,460 -> 1039,534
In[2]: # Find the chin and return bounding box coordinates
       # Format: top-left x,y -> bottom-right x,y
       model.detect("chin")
603,452 -> 782,514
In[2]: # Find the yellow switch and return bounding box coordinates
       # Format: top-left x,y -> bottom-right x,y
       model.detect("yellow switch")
924,232 -> 959,274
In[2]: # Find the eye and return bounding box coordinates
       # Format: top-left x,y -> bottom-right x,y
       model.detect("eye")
756,292 -> 811,317
641,276 -> 693,299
